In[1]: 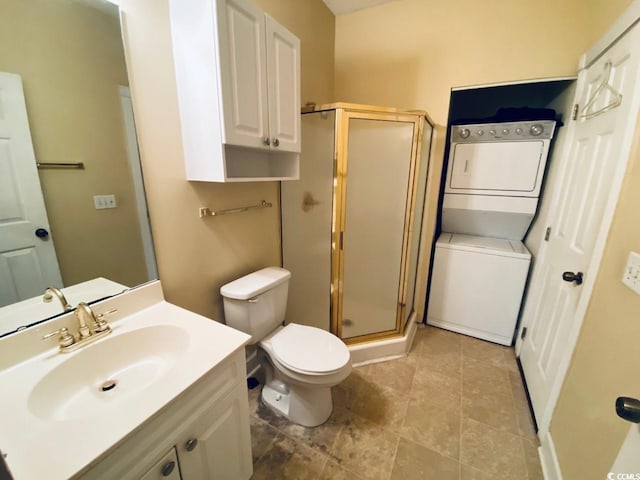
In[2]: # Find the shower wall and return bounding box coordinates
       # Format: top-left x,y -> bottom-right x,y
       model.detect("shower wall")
281,104 -> 433,344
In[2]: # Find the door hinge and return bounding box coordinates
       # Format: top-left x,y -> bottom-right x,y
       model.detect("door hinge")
544,227 -> 551,242
521,327 -> 528,340
572,104 -> 579,120
339,231 -> 344,250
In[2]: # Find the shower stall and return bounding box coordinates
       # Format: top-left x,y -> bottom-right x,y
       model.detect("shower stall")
281,103 -> 433,347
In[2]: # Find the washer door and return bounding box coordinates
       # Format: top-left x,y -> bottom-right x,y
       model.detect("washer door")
446,141 -> 545,196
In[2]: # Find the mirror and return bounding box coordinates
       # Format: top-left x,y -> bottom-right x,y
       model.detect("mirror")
0,0 -> 156,337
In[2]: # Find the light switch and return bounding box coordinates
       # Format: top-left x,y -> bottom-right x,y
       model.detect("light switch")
94,194 -> 117,210
622,251 -> 640,295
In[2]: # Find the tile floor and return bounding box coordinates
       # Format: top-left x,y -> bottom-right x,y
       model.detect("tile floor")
248,324 -> 542,480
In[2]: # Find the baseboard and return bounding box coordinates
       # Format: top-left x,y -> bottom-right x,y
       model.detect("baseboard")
539,430 -> 563,480
426,317 -> 512,346
349,317 -> 418,367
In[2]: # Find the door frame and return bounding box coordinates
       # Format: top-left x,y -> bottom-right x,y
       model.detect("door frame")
331,109 -> 426,343
515,0 -> 640,448
119,85 -> 158,280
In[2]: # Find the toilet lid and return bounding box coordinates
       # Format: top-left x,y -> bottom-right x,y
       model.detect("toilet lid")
270,324 -> 350,374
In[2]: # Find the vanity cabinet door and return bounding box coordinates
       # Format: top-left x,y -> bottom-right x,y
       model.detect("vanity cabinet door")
140,448 -> 181,480
177,382 -> 252,480
217,0 -> 270,150
265,14 -> 301,153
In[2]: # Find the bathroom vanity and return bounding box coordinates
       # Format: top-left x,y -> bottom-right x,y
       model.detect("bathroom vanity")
0,282 -> 253,480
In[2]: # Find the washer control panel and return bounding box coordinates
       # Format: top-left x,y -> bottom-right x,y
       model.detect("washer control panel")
451,120 -> 556,143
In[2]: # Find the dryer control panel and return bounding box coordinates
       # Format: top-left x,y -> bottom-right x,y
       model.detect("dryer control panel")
451,120 -> 556,143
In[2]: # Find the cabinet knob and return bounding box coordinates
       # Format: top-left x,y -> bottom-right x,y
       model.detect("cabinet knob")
161,461 -> 176,477
185,438 -> 198,452
272,137 -> 280,147
263,137 -> 271,146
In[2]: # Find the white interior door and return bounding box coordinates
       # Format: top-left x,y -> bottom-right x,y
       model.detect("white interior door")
516,22 -> 640,431
0,72 -> 62,307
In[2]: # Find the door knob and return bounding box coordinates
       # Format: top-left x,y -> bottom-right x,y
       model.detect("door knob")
562,271 -> 583,285
35,228 -> 49,239
272,137 -> 280,147
263,137 -> 271,146
616,397 -> 640,423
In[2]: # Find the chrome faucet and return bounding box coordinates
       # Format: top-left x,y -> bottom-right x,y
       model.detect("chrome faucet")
42,286 -> 73,312
42,302 -> 117,353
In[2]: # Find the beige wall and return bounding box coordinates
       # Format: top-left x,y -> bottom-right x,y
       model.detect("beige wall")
334,0 -> 592,126
118,0 -> 335,319
0,0 -> 147,287
586,0 -> 635,43
253,0 -> 335,105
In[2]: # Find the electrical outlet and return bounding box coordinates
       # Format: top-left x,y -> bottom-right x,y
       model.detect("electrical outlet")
622,251 -> 640,295
93,194 -> 117,210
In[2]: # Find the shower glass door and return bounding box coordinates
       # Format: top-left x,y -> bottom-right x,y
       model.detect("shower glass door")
337,114 -> 418,340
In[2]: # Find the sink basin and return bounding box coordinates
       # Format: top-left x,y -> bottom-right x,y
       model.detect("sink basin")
28,325 -> 189,421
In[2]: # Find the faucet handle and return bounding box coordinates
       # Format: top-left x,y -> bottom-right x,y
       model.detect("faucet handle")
94,308 -> 117,333
42,327 -> 75,348
96,308 -> 118,319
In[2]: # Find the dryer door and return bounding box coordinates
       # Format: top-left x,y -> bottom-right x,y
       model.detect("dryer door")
446,141 -> 546,197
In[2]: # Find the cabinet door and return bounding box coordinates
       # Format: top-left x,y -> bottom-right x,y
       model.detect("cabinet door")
217,0 -> 270,149
265,14 -> 301,153
140,448 -> 181,480
177,382 -> 252,480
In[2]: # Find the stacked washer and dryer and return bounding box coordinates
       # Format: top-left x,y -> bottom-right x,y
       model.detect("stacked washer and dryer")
427,120 -> 557,345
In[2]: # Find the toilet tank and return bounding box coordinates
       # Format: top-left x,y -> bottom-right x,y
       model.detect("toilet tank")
220,267 -> 291,344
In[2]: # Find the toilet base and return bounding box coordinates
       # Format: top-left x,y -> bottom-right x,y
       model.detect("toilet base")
261,381 -> 332,427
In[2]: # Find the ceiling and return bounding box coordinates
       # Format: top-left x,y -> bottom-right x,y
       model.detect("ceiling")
322,0 -> 400,16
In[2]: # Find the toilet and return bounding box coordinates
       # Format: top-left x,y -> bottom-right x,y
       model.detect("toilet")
221,267 -> 352,427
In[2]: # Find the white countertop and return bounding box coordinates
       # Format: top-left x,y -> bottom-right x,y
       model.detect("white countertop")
0,287 -> 250,480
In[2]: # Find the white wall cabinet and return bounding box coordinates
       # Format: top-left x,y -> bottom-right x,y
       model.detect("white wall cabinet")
80,351 -> 252,480
169,0 -> 300,182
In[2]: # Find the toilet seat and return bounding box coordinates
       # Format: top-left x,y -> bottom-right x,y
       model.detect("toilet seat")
267,323 -> 350,375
